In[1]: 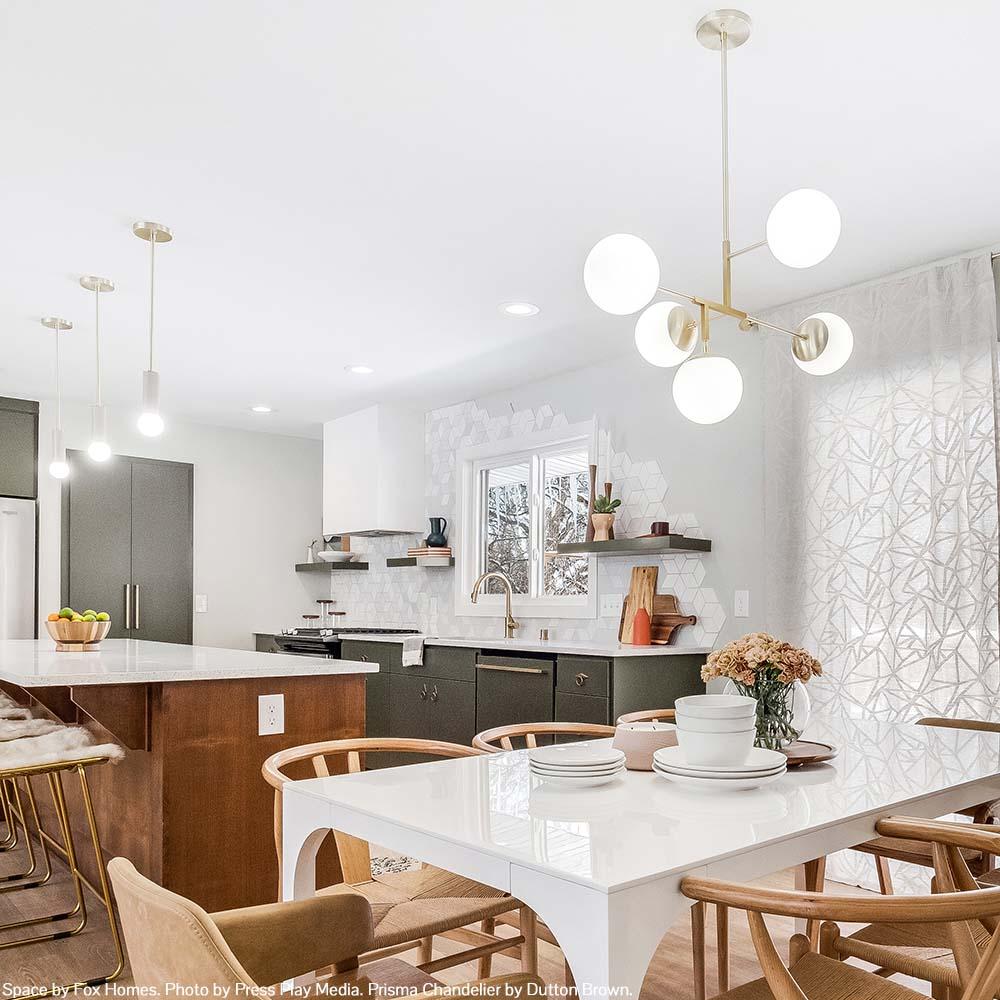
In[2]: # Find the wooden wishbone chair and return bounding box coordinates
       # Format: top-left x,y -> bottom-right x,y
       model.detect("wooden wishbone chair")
683,816 -> 1000,1000
472,721 -> 616,752
262,737 -> 537,979
615,708 -> 677,725
853,718 -> 1000,895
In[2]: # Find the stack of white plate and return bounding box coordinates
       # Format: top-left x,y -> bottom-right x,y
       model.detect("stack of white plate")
528,744 -> 626,787
652,745 -> 787,791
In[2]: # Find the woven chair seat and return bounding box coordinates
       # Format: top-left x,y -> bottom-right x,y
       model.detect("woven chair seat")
718,951 -> 925,1000
855,835 -> 986,873
835,919 -> 993,989
320,865 -> 517,949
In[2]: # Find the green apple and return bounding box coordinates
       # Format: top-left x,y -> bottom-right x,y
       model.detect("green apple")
83,609 -> 97,618
71,615 -> 85,623
82,613 -> 97,622
59,607 -> 75,619
96,612 -> 110,622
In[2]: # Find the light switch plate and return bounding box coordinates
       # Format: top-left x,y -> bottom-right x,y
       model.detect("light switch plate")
600,593 -> 623,618
258,694 -> 285,736
734,590 -> 750,618
195,594 -> 208,613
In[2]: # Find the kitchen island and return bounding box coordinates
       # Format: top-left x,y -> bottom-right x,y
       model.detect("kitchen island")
0,639 -> 376,910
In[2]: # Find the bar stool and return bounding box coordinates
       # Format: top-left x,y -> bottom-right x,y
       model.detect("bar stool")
0,721 -> 127,997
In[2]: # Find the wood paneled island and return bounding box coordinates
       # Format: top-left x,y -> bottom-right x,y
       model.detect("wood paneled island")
0,639 -> 375,910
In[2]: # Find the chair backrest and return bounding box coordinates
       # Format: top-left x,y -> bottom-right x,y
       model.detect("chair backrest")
682,817 -> 1000,1000
262,738 -> 483,886
472,722 -> 616,753
108,857 -> 257,989
615,708 -> 676,725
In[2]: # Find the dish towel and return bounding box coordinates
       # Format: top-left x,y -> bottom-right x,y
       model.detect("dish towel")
401,636 -> 425,667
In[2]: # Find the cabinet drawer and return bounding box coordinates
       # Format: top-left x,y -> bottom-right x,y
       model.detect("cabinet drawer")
555,691 -> 610,726
391,644 -> 476,681
475,654 -> 554,735
556,657 -> 610,698
340,640 -> 402,672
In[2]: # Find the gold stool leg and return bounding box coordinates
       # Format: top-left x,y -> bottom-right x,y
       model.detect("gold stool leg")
0,779 -> 21,850
0,778 -> 41,882
0,777 -> 54,890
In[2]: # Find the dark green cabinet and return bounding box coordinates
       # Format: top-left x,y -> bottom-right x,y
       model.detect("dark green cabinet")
0,397 -> 38,499
62,453 -> 193,643
474,653 -> 554,734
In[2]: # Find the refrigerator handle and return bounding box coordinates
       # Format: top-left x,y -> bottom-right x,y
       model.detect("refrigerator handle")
133,584 -> 140,631
124,583 -> 132,631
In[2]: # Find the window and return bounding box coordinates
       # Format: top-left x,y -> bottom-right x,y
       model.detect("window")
457,423 -> 596,619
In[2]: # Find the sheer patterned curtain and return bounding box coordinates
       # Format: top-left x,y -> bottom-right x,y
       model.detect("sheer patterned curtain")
761,253 -> 1000,887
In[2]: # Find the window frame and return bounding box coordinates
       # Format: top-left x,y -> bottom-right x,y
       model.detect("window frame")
455,420 -> 598,621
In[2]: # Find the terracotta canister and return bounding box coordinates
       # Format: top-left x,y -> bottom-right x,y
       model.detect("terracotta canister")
632,607 -> 652,645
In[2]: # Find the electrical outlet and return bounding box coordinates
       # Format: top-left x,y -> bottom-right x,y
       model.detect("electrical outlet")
258,694 -> 285,736
600,593 -> 623,618
734,590 -> 750,618
195,594 -> 208,613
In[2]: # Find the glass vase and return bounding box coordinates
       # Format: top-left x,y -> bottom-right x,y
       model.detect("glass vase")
727,669 -> 804,750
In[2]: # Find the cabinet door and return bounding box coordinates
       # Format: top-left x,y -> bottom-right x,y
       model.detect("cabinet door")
130,459 -> 193,643
387,674 -> 433,768
475,656 -> 554,735
424,678 -> 476,746
63,453 -> 133,637
0,403 -> 37,499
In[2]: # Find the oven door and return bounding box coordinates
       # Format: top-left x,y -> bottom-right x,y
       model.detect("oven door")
271,635 -> 333,657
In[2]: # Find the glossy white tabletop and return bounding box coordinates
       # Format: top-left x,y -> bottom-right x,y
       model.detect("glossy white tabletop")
288,717 -> 1000,893
0,639 -> 378,686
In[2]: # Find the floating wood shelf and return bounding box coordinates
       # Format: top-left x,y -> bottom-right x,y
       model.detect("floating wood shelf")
294,561 -> 369,572
386,557 -> 455,567
554,535 -> 711,556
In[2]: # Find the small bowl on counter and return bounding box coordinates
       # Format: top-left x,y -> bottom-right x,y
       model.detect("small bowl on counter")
45,619 -> 112,652
612,721 -> 678,771
316,550 -> 357,563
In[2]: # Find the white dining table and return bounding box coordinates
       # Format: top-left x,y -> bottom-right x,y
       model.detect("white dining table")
282,718 -> 1000,996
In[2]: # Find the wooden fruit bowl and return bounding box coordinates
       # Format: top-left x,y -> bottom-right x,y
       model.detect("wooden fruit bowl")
45,619 -> 112,652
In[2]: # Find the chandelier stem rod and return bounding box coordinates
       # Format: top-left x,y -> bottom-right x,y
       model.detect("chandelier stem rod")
729,238 -> 767,258
746,315 -> 807,341
720,28 -> 732,307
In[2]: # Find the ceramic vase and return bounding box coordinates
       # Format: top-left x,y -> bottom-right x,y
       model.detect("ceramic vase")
592,513 -> 615,542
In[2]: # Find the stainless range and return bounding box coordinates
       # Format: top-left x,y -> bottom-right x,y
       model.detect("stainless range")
272,627 -> 420,657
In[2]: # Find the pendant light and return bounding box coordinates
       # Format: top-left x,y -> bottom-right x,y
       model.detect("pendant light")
584,9 -> 854,424
133,221 -> 172,437
41,317 -> 72,479
80,275 -> 115,461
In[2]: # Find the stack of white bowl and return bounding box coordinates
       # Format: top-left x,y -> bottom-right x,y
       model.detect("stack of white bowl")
528,743 -> 626,787
652,694 -> 787,790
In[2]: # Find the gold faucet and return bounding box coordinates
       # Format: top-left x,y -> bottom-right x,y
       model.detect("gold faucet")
470,571 -> 519,639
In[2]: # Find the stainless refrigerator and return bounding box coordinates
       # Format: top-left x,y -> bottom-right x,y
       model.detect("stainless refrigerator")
0,497 -> 36,639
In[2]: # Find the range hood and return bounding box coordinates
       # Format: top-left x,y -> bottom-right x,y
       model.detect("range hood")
323,404 -> 425,537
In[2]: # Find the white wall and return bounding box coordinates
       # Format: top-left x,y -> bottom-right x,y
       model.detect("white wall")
36,400 -> 324,648
329,319 -> 767,648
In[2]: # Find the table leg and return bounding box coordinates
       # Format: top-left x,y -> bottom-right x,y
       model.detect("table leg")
281,795 -> 331,903
510,864 -> 693,998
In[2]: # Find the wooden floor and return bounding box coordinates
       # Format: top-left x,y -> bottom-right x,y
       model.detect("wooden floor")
0,832 -> 933,997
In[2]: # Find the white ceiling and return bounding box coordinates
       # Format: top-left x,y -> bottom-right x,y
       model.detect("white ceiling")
2,1 -> 998,438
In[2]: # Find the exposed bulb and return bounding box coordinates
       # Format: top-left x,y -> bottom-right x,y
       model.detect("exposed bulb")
88,441 -> 112,462
48,459 -> 69,480
88,405 -> 111,461
137,411 -> 165,437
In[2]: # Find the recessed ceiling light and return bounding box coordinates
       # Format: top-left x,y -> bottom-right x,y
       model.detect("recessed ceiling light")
250,404 -> 272,413
500,302 -> 540,317
345,364 -> 375,375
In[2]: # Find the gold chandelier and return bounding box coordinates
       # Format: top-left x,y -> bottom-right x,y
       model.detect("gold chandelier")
584,9 -> 853,424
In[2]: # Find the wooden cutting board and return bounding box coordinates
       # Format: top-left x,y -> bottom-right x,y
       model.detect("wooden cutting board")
649,594 -> 697,645
618,566 -> 658,643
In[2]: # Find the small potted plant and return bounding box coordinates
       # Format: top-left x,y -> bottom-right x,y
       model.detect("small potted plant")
591,494 -> 621,542
701,632 -> 822,749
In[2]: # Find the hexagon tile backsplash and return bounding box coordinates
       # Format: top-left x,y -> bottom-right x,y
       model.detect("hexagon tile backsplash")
329,400 -> 726,648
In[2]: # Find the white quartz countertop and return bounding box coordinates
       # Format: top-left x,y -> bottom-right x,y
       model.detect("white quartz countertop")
336,633 -> 711,658
0,639 -> 379,687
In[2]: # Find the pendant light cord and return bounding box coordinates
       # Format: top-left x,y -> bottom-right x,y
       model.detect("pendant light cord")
148,233 -> 156,371
54,328 -> 61,431
94,288 -> 102,406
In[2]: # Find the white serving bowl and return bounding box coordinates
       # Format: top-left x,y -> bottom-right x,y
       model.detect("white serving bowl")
675,712 -> 756,734
675,726 -> 754,766
317,550 -> 356,563
675,694 -> 757,719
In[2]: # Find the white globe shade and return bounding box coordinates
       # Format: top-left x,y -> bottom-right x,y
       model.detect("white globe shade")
88,440 -> 112,462
634,302 -> 696,368
793,312 -> 854,376
672,355 -> 744,424
137,411 -> 165,437
766,189 -> 841,269
584,234 -> 660,315
48,459 -> 69,480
